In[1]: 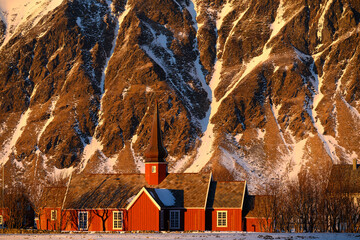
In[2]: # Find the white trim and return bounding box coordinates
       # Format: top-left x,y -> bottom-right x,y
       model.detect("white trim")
78,211 -> 88,231
113,211 -> 123,230
169,210 -> 180,229
241,181 -> 247,210
51,210 -> 57,220
204,172 -> 213,210
126,187 -> 161,210
62,173 -> 73,210
217,210 -> 227,227
152,165 -> 157,173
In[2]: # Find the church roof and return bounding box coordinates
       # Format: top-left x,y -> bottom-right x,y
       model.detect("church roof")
40,187 -> 67,208
61,172 -> 211,209
207,181 -> 246,209
244,195 -> 273,218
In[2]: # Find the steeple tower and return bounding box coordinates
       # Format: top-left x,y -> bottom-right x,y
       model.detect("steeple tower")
144,102 -> 168,185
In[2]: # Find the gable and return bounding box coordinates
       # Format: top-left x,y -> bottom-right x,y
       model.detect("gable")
126,188 -> 161,210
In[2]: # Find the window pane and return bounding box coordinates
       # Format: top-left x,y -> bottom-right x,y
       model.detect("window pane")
79,212 -> 88,230
217,211 -> 227,227
113,211 -> 123,229
170,211 -> 179,229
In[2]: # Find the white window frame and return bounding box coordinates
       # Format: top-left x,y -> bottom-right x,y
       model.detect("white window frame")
169,210 -> 180,229
113,211 -> 123,230
78,211 -> 88,231
217,210 -> 227,227
0,215 -> 3,225
152,165 -> 157,173
51,210 -> 57,220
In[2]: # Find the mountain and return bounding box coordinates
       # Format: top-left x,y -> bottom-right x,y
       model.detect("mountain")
0,0 -> 359,194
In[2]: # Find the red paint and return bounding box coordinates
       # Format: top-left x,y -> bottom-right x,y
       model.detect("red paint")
184,209 -> 205,231
38,208 -> 62,230
40,208 -> 127,231
127,191 -> 160,231
209,209 -> 243,231
145,162 -> 167,185
0,208 -> 9,227
246,218 -> 273,232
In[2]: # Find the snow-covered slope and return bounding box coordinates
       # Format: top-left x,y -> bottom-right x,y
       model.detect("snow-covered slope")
0,0 -> 359,195
0,0 -> 63,50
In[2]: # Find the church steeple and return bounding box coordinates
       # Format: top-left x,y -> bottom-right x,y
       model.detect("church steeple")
144,101 -> 168,185
144,101 -> 168,162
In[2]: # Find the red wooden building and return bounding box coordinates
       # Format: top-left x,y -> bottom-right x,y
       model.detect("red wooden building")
38,103 -> 272,232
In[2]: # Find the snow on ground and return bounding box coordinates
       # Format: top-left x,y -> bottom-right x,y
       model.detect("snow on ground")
0,0 -> 63,50
1,232 -> 359,240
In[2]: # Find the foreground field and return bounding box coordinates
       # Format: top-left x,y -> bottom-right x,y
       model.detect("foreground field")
0,232 -> 360,240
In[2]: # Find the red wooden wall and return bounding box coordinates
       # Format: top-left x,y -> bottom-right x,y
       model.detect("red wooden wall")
246,217 -> 273,232
145,163 -> 167,185
38,208 -> 62,230
127,192 -> 160,231
209,209 -> 243,231
184,209 -> 205,231
39,208 -> 127,232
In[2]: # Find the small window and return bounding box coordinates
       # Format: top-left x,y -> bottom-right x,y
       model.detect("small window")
170,210 -> 180,229
217,211 -> 227,227
51,210 -> 57,220
113,211 -> 123,229
78,211 -> 88,230
0,215 -> 3,225
152,165 -> 157,173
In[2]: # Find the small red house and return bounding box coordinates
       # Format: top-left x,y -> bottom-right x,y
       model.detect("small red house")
39,102 -> 273,232
244,195 -> 273,232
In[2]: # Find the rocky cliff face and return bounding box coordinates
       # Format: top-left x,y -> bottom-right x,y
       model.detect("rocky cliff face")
0,0 -> 359,193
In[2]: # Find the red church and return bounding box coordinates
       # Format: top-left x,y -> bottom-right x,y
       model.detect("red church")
37,104 -> 272,232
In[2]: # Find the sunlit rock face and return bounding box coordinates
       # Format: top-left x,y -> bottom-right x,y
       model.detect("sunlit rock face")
0,0 -> 359,194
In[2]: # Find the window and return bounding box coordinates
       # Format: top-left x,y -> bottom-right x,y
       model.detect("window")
0,215 -> 3,225
217,211 -> 227,227
78,212 -> 88,230
51,210 -> 57,220
152,165 -> 157,173
113,211 -> 123,229
170,210 -> 180,229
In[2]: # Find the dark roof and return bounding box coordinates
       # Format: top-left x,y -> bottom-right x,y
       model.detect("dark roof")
328,164 -> 360,193
207,181 -> 246,209
146,188 -> 183,208
63,173 -> 211,209
244,195 -> 273,218
157,173 -> 211,208
41,187 -> 67,208
144,102 -> 168,162
64,174 -> 147,209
